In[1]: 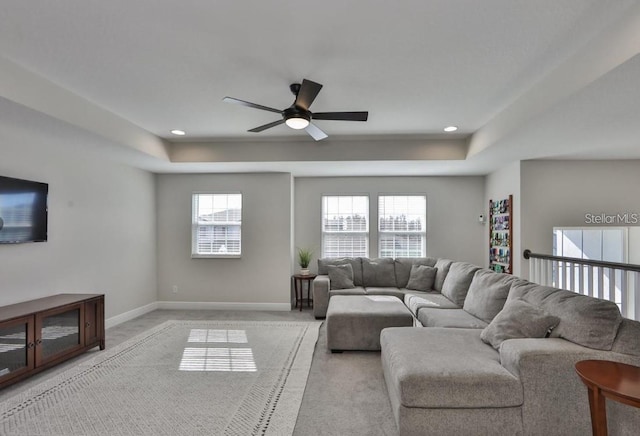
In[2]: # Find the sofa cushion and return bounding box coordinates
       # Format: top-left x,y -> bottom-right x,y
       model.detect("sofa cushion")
440,262 -> 480,306
380,327 -> 523,408
405,265 -> 437,291
362,257 -> 397,287
327,264 -> 355,290
508,279 -> 623,351
394,257 -> 438,288
329,287 -> 366,297
404,293 -> 459,316
433,258 -> 453,292
318,258 -> 364,286
417,308 -> 488,329
481,299 -> 560,349
463,269 -> 517,322
365,287 -> 408,300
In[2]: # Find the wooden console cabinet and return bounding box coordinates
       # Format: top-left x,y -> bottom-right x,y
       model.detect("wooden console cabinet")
0,294 -> 105,389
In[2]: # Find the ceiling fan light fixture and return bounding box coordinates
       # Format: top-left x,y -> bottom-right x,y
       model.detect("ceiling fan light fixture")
285,116 -> 310,130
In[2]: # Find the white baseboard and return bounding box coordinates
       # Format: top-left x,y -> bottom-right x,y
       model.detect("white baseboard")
105,301 -> 292,329
105,301 -> 159,329
157,301 -> 291,311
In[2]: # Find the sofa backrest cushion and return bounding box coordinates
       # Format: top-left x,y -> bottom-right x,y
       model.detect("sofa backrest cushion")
440,262 -> 481,306
462,269 -> 516,322
318,258 -> 363,286
463,269 -> 517,322
508,279 -> 623,351
362,257 -> 397,287
611,318 -> 640,356
433,258 -> 454,292
394,257 -> 438,288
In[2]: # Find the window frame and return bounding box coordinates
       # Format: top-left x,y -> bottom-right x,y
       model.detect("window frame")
191,192 -> 242,259
377,194 -> 427,258
321,194 -> 370,258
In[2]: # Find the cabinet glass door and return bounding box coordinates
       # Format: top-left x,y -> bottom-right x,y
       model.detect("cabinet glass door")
0,316 -> 34,382
37,304 -> 83,364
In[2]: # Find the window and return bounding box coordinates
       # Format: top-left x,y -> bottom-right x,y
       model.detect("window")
192,193 -> 242,257
553,227 -> 627,262
378,195 -> 426,258
321,195 -> 369,258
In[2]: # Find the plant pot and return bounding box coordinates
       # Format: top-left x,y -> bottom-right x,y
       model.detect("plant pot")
300,268 -> 310,276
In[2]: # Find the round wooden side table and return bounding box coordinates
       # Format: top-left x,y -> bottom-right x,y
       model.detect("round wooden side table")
575,359 -> 640,436
293,274 -> 316,311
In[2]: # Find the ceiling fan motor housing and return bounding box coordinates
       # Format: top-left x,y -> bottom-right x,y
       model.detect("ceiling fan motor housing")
283,106 -> 310,122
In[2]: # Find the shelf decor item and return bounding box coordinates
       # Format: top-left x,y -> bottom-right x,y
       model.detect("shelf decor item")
297,247 -> 313,275
489,195 -> 513,274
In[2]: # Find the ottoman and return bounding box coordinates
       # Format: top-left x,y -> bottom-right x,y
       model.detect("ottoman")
326,295 -> 414,351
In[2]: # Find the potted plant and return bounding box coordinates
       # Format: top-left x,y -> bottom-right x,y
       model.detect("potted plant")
297,248 -> 313,275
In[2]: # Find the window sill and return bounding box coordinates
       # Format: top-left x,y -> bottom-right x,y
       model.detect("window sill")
191,254 -> 242,259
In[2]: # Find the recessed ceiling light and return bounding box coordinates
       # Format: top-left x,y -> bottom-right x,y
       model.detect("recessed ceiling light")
444,126 -> 458,132
170,129 -> 186,136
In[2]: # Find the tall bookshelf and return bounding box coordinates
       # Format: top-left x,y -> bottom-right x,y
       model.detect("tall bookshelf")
489,195 -> 513,274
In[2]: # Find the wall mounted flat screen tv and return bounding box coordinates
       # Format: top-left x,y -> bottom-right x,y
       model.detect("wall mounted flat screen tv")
0,175 -> 48,244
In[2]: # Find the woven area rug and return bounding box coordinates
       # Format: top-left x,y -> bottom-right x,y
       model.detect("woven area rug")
0,320 -> 320,436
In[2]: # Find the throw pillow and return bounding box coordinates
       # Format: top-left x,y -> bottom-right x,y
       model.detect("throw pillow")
327,264 -> 355,290
318,258 -> 364,286
480,299 -> 560,349
405,265 -> 437,291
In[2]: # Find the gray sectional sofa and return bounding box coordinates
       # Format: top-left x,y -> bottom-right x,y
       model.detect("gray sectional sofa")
312,257 -> 640,436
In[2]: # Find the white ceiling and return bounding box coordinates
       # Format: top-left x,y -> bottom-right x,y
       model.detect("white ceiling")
0,1 -> 639,176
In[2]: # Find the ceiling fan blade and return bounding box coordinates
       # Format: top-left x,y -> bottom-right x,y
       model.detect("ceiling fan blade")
223,97 -> 282,114
294,79 -> 323,110
248,119 -> 285,132
312,111 -> 369,121
305,123 -> 328,141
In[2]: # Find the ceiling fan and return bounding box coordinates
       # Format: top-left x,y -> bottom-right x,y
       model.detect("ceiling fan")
223,79 -> 368,141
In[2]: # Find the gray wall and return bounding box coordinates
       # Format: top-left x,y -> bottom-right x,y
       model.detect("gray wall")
485,161 -> 521,275
520,160 -> 640,278
0,100 -> 157,318
156,173 -> 293,305
294,176 -> 486,271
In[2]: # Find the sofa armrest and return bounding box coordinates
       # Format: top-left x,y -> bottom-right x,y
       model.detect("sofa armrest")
312,275 -> 330,319
499,338 -> 640,436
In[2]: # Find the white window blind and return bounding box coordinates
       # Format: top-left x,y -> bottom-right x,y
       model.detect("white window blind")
321,195 -> 369,258
378,195 -> 426,258
192,193 -> 242,257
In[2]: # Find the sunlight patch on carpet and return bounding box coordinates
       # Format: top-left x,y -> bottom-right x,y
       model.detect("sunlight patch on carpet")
179,347 -> 257,372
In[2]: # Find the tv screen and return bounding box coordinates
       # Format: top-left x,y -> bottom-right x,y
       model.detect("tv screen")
0,175 -> 48,244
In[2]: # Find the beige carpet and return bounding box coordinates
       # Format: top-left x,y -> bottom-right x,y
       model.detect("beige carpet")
0,320 -> 320,436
